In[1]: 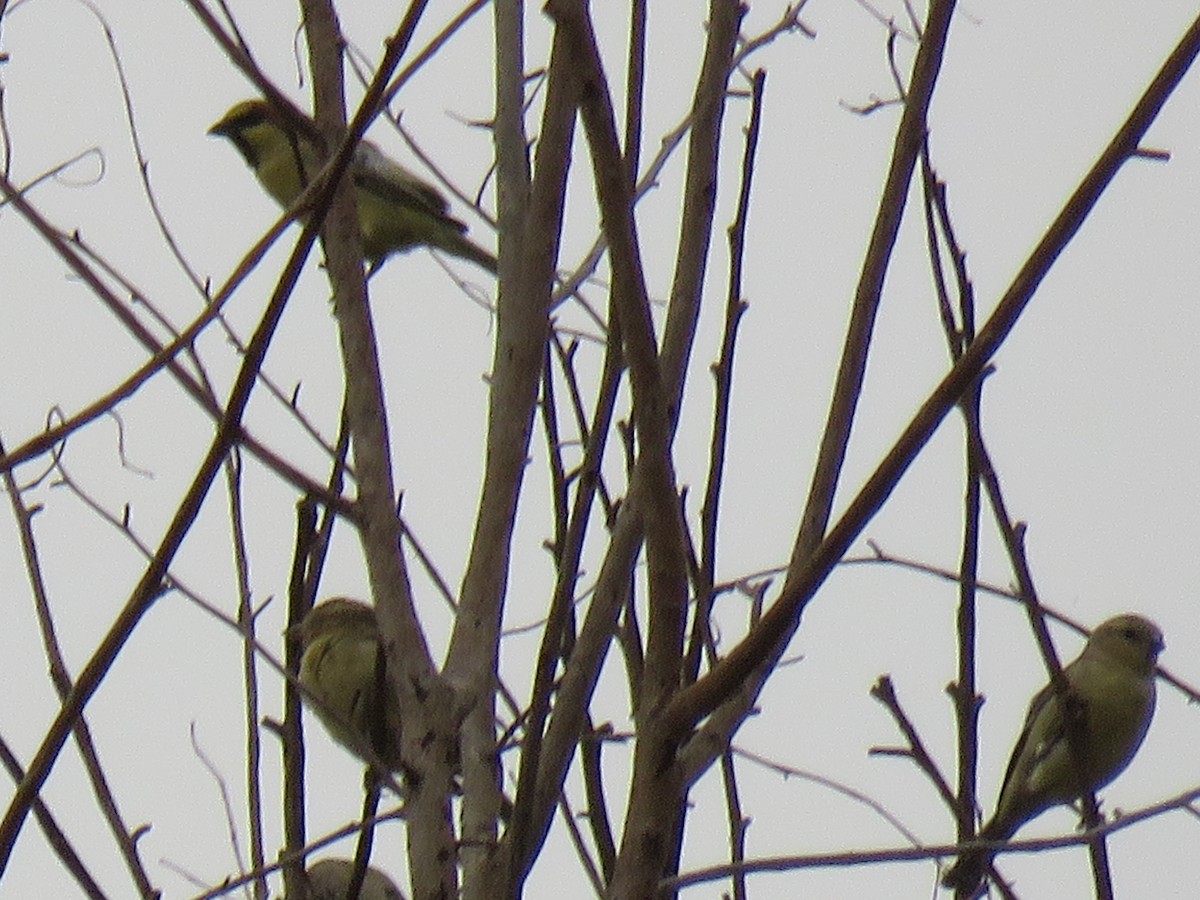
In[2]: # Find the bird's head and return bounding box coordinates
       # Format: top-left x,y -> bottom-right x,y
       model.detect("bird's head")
209,98 -> 324,168
287,597 -> 379,649
1089,613 -> 1164,675
208,99 -> 278,166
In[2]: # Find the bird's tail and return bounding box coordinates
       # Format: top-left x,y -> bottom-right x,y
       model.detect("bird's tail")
437,229 -> 497,275
941,820 -> 1013,896
941,846 -> 988,896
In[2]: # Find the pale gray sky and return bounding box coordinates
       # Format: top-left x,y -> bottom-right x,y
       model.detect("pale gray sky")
1,1 -> 1198,897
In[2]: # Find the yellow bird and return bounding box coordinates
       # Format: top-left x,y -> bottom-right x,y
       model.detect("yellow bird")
209,99 -> 496,274
288,597 -> 403,772
291,597 -> 516,821
942,613 -> 1163,894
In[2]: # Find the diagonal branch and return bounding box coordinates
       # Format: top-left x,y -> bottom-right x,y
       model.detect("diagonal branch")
670,0 -> 1200,741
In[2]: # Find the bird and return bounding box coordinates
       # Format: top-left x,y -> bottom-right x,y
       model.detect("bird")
288,597 -> 403,773
291,598 -> 518,825
302,857 -> 402,900
942,613 -> 1163,894
209,99 -> 497,274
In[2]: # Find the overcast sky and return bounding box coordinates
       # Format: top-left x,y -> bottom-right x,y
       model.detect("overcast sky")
1,1 -> 1198,897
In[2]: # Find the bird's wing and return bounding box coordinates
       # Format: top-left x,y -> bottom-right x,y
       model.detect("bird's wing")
995,680 -> 1065,810
351,141 -> 460,225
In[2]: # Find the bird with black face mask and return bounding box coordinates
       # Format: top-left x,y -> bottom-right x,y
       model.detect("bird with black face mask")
209,99 -> 496,274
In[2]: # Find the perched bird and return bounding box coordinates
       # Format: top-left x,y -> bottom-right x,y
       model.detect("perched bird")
942,613 -> 1163,894
209,99 -> 497,274
289,597 -> 403,772
292,599 -> 516,821
301,857 -> 402,900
